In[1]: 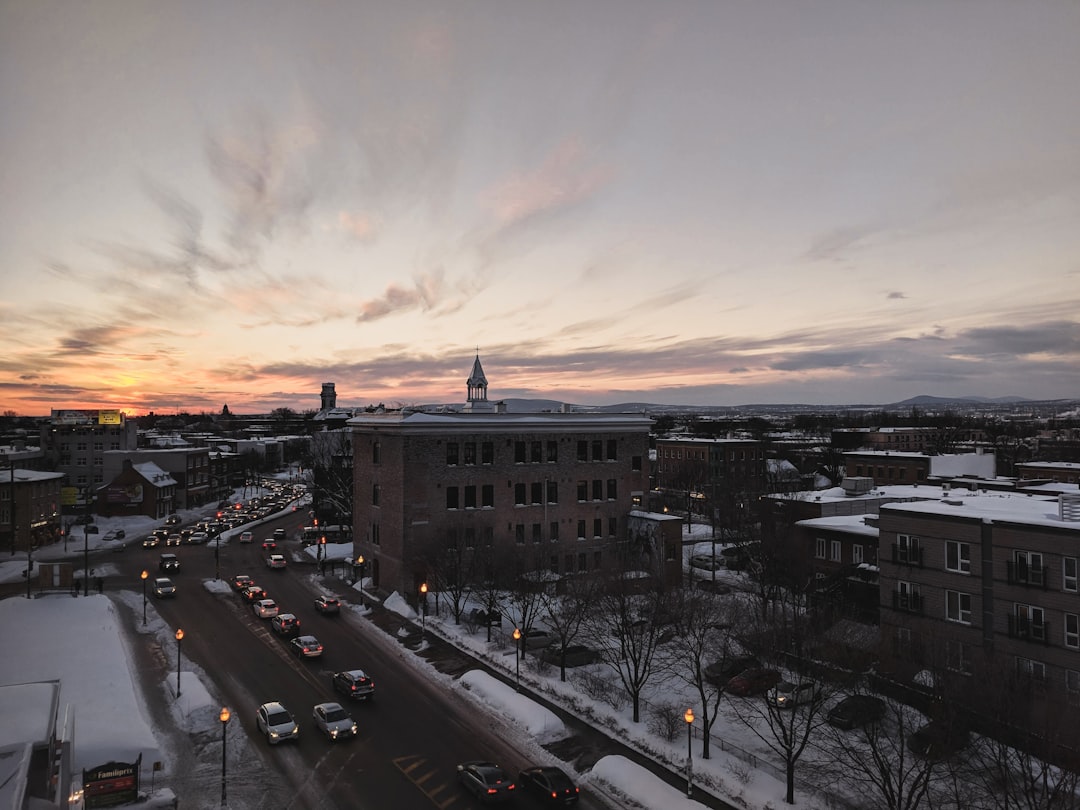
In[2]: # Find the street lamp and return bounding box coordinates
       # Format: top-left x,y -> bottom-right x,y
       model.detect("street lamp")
219,706 -> 230,806
684,707 -> 695,798
512,628 -> 522,690
419,583 -> 428,637
175,628 -> 184,697
141,570 -> 148,625
355,555 -> 365,585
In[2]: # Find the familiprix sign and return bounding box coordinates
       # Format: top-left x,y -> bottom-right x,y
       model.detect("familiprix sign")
83,756 -> 140,808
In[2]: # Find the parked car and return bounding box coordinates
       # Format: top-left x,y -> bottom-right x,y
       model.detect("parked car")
159,553 -> 180,573
725,668 -> 782,696
827,695 -> 886,730
239,531 -> 253,544
766,680 -> 820,708
314,595 -> 340,615
271,613 -> 300,636
522,630 -> 554,650
291,635 -> 324,658
690,553 -> 724,571
332,669 -> 375,701
253,599 -> 279,618
312,701 -> 358,741
540,645 -> 599,668
457,761 -> 516,802
704,656 -> 760,686
231,574 -> 253,592
256,701 -> 299,745
241,585 -> 267,604
152,577 -> 176,598
518,766 -> 579,804
907,721 -> 970,760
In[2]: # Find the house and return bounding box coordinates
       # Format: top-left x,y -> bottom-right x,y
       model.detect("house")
95,461 -> 177,520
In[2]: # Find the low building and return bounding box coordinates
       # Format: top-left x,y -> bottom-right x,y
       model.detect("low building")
95,460 -> 177,520
0,468 -> 64,553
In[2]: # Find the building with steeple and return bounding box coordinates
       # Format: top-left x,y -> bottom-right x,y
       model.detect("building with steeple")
348,356 -> 666,596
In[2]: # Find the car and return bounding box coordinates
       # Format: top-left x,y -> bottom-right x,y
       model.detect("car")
312,701 -> 358,741
690,553 -> 724,571
239,531 -> 253,544
539,645 -> 599,668
241,585 -> 267,603
180,528 -> 194,541
165,514 -> 181,526
518,766 -> 580,804
291,635 -> 324,658
186,531 -> 209,545
704,656 -> 760,687
152,528 -> 170,541
159,553 -> 180,573
266,554 -> 287,569
231,574 -> 253,592
165,534 -> 182,547
457,761 -> 516,802
725,668 -> 782,696
142,536 -> 160,549
766,680 -> 820,709
114,529 -> 126,539
253,598 -> 279,618
522,630 -> 554,650
907,721 -> 970,760
271,613 -> 300,636
314,595 -> 340,615
152,577 -> 176,598
273,528 -> 287,539
261,539 -> 277,550
256,702 -> 300,745
332,669 -> 375,701
84,524 -> 99,534
827,695 -> 887,730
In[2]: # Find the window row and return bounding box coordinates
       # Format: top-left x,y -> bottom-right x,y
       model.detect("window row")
445,442 -> 496,466
894,536 -> 1079,593
814,537 -> 876,565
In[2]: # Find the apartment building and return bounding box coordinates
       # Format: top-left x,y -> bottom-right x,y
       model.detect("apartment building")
1017,461 -> 1080,486
844,450 -> 996,488
878,490 -> 1080,738
654,437 -> 767,531
101,447 -> 212,510
0,468 -> 64,553
39,409 -> 138,510
349,356 -> 655,596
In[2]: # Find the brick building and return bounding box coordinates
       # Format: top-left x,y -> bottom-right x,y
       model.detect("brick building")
39,409 -> 138,511
1017,461 -> 1080,486
0,468 -> 64,553
349,356 -> 655,596
102,447 -> 212,509
95,460 -> 177,520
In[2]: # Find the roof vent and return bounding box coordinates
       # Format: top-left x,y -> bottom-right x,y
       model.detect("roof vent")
1061,493 -> 1080,522
942,498 -> 964,507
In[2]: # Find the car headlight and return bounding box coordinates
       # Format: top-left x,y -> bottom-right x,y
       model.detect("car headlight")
350,723 -> 358,734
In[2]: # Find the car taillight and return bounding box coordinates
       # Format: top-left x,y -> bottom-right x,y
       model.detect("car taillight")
486,788 -> 497,795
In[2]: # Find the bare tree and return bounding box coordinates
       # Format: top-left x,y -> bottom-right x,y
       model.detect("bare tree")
305,428 -> 353,526
538,576 -> 597,682
417,533 -> 477,625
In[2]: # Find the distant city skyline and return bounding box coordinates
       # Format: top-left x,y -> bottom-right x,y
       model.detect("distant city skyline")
2,2 -> 1079,416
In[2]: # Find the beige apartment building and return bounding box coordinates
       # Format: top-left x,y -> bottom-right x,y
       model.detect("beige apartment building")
349,357 -> 656,596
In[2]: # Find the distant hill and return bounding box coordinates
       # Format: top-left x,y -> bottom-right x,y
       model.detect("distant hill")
891,395 -> 1032,406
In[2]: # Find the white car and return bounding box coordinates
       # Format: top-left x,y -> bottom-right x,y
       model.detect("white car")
256,701 -> 299,745
239,531 -> 254,544
266,554 -> 287,569
253,599 -> 279,618
766,680 -> 820,709
312,701 -> 358,741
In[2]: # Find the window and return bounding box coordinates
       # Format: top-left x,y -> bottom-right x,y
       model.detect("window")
1015,657 -> 1046,683
595,550 -> 604,568
593,518 -> 603,539
1067,670 -> 1080,708
464,485 -> 476,509
1014,604 -> 1046,641
531,441 -> 542,463
607,440 -> 617,460
632,455 -> 643,471
577,481 -> 588,502
895,534 -> 921,564
514,442 -> 526,463
1012,551 -> 1045,586
1066,613 -> 1079,650
481,485 -> 494,508
564,554 -> 574,572
946,541 -> 971,574
482,442 -> 494,464
609,517 -> 618,537
550,555 -> 559,574
446,487 -> 459,509
606,479 -> 617,500
372,484 -> 380,506
592,440 -> 603,460
546,480 -> 558,504
578,552 -> 588,572
946,640 -> 972,674
577,520 -> 586,540
815,538 -> 826,559
577,441 -> 588,461
531,482 -> 543,505
532,523 -> 543,544
895,581 -> 921,611
446,443 -> 459,465
830,540 -> 841,562
515,524 -> 525,544
592,480 -> 603,501
482,527 -> 493,547
547,441 -> 558,462
549,522 -> 559,542
514,483 -> 526,506
463,442 -> 476,465
372,441 -> 381,463
852,545 -> 864,565
1065,557 -> 1078,592
946,590 -> 972,624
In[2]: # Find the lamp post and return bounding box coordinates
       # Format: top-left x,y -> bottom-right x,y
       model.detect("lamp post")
141,570 -> 148,624
419,583 -> 428,637
684,707 -> 695,798
175,628 -> 184,697
512,628 -> 522,691
219,706 -> 230,806
355,555 -> 365,586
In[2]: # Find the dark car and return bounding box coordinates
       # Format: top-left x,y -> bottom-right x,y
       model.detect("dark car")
828,695 -> 886,730
314,595 -> 340,615
704,656 -> 760,686
725,668 -> 782,696
271,613 -> 301,636
231,574 -> 253,592
241,585 -> 267,604
457,761 -> 515,803
332,669 -> 375,701
518,766 -> 579,804
152,577 -> 176,598
540,645 -> 599,668
907,721 -> 970,760
273,527 -> 287,539
159,553 -> 180,573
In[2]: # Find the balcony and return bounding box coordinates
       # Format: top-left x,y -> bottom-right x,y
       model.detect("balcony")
1007,614 -> 1049,644
1006,561 -> 1046,589
891,544 -> 923,567
892,591 -> 923,613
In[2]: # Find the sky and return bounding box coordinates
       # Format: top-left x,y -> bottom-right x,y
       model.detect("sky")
2,1 -> 1079,416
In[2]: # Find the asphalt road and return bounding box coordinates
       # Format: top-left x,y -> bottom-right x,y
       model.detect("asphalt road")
109,510 -> 608,810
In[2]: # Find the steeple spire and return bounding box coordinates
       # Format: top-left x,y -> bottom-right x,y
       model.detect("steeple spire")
467,353 -> 488,403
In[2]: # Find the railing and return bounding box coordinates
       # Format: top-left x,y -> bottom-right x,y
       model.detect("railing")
891,591 -> 923,613
1007,614 -> 1049,644
1006,561 -> 1046,589
891,544 -> 922,566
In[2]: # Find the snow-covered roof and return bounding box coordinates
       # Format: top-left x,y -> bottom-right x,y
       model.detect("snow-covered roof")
0,469 -> 64,484
796,514 -> 880,537
882,489 -> 1078,530
348,410 -> 652,431
132,462 -> 178,488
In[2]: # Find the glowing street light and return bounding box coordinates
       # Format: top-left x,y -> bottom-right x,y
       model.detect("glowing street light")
684,707 -> 695,798
175,628 -> 184,697
140,570 -> 148,625
419,583 -> 428,637
219,706 -> 230,806
512,628 -> 522,691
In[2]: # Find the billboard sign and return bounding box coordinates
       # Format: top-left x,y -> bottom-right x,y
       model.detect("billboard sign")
83,757 -> 140,808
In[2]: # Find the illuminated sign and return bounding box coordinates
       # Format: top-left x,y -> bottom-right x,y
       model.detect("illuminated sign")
98,410 -> 122,425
